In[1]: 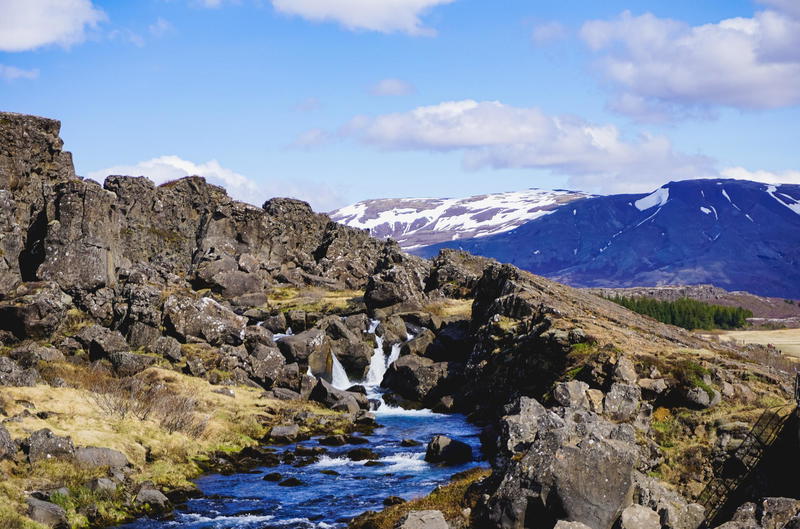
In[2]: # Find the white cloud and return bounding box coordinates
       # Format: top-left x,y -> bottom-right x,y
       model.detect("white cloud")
0,0 -> 106,52
369,78 -> 415,96
87,155 -> 346,211
721,166 -> 800,185
0,64 -> 39,81
580,7 -> 800,117
149,17 -> 172,37
271,0 -> 455,35
531,21 -> 567,44
343,100 -> 716,193
290,128 -> 331,149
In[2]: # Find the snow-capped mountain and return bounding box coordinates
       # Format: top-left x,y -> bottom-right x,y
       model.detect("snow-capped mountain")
415,179 -> 800,298
329,188 -> 587,249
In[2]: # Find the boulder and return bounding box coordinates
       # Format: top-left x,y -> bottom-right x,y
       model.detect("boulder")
376,315 -> 408,345
382,355 -> 462,405
25,429 -> 75,463
397,510 -> 450,529
75,446 -> 130,469
88,477 -> 117,494
0,282 -> 72,340
108,351 -> 156,377
149,336 -> 182,362
75,325 -> 129,360
277,328 -> 331,364
621,504 -> 661,529
685,386 -> 721,409
268,424 -> 301,443
425,321 -> 473,362
553,380 -> 590,409
135,484 -> 170,513
10,344 -> 65,368
0,424 -> 16,460
316,316 -> 374,379
364,245 -> 430,311
604,383 -> 642,422
633,473 -> 705,529
27,497 -> 69,529
247,345 -> 286,388
614,356 -> 638,384
162,295 -> 246,346
400,328 -> 436,357
0,356 -> 40,386
425,435 -> 472,465
309,378 -> 362,415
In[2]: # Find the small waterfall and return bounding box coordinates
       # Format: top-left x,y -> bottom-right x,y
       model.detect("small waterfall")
365,333 -> 388,386
330,352 -> 352,390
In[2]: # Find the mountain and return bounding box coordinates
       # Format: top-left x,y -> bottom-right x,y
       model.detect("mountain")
414,179 -> 800,299
329,188 -> 586,249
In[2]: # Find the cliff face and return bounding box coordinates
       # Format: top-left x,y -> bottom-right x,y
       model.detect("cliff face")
0,113 -> 76,291
0,111 -> 387,304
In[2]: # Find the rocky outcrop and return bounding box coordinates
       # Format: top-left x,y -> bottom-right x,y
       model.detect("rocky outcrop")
364,244 -> 431,311
24,429 -> 75,464
424,435 -> 472,465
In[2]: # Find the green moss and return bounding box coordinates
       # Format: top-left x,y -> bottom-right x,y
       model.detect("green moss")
673,360 -> 716,400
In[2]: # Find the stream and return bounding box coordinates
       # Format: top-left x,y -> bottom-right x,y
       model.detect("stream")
119,322 -> 484,529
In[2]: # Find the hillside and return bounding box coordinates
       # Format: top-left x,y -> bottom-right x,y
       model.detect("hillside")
329,189 -> 586,249
415,179 -> 800,299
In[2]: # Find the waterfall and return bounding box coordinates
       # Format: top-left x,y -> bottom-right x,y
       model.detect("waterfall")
330,352 -> 352,390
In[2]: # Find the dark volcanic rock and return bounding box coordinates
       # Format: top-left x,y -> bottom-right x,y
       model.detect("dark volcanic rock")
0,424 -> 15,460
424,435 -> 472,465
381,355 -> 463,406
25,429 -> 75,463
27,497 -> 69,529
0,282 -> 72,340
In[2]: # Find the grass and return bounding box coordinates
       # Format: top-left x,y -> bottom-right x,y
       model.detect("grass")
672,359 -> 716,400
266,286 -> 364,314
349,467 -> 491,529
0,365 -> 348,527
422,299 -> 473,320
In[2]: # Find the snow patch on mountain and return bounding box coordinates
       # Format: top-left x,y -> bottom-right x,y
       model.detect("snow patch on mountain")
330,188 -> 586,249
634,186 -> 669,211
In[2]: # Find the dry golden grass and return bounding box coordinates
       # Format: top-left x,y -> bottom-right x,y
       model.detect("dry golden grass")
267,286 -> 363,313
423,298 -> 473,320
710,328 -> 800,357
350,467 -> 491,529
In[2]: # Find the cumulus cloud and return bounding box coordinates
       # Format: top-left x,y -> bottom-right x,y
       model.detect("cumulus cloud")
580,7 -> 800,119
0,64 -> 39,81
531,21 -> 567,44
87,155 -> 346,211
271,0 -> 455,35
721,166 -> 800,185
0,0 -> 106,52
342,100 -> 716,193
369,78 -> 415,96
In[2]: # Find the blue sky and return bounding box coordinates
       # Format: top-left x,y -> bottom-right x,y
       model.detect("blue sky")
1,0 -> 799,211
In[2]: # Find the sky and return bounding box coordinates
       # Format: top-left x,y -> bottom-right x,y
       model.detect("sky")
1,0 -> 799,211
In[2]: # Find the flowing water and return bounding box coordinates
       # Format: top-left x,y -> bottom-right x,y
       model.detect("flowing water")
119,321 -> 484,529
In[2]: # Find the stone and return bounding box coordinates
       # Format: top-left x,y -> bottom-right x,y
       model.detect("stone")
400,328 -> 436,357
586,389 -> 605,414
621,504 -> 661,529
0,424 -> 16,460
638,378 -> 668,396
279,477 -> 305,487
263,472 -> 282,481
108,351 -> 156,377
309,378 -> 362,415
385,496 -> 407,506
401,439 -> 422,447
75,325 -> 129,360
10,344 -> 65,368
382,355 -> 462,406
75,446 -> 130,469
604,383 -> 642,422
150,336 -> 182,362
0,356 -> 40,386
0,282 -> 72,340
397,510 -> 449,529
163,295 -> 246,346
135,484 -> 170,513
614,356 -> 638,384
760,498 -> 800,529
87,477 -> 117,494
425,435 -> 472,465
685,386 -> 721,409
553,380 -> 590,409
268,424 -> 301,443
27,497 -> 69,529
271,388 -> 301,401
347,448 -> 380,461
25,429 -> 75,463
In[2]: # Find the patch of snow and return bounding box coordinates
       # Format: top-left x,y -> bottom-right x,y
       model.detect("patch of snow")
634,187 -> 669,211
766,184 -> 800,215
700,207 -> 712,215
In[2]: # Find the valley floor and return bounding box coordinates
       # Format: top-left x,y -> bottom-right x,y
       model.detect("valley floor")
705,328 -> 800,357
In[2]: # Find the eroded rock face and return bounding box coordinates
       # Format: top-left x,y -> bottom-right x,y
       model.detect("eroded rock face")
0,282 -> 72,339
480,399 -> 639,529
163,295 -> 246,346
364,244 -> 431,311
